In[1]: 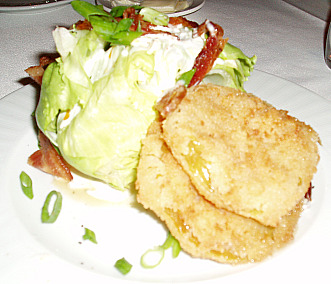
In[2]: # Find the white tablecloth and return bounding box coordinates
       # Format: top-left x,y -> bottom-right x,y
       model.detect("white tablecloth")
0,2 -> 330,284
0,0 -> 330,100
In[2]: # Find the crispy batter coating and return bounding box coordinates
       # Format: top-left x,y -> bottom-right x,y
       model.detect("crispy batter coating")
136,121 -> 303,264
161,84 -> 320,227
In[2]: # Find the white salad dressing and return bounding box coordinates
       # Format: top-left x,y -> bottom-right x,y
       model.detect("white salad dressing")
128,32 -> 204,98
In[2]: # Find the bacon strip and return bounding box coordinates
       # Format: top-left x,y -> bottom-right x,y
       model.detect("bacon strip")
156,21 -> 227,118
188,20 -> 228,87
121,8 -> 199,36
169,16 -> 198,29
72,9 -> 200,38
122,7 -> 143,31
25,56 -> 55,85
75,19 -> 93,30
28,132 -> 73,181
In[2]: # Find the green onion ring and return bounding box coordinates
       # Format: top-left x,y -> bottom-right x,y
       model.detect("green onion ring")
19,171 -> 33,199
140,232 -> 181,269
41,190 -> 62,223
140,246 -> 165,269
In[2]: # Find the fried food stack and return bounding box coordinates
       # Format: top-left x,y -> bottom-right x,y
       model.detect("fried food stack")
136,84 -> 320,264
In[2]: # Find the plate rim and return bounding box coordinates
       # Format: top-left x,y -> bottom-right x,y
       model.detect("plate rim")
0,0 -> 71,13
96,0 -> 205,17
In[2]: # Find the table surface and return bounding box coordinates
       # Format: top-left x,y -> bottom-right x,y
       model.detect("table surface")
0,2 -> 330,284
0,0 -> 330,101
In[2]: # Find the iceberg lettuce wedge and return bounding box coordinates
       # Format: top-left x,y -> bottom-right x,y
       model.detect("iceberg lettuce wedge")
36,2 -> 256,190
37,26 -> 204,189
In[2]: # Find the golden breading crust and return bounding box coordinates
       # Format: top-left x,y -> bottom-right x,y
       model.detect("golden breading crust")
161,84 -> 320,227
136,121 -> 303,264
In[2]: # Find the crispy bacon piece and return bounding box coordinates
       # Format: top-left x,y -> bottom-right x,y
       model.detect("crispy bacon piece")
28,132 -> 73,182
121,8 -> 185,36
122,7 -> 159,34
169,16 -> 199,29
156,85 -> 187,119
123,7 -> 143,31
25,56 -> 55,85
122,6 -> 138,20
188,20 -> 228,87
71,9 -> 200,38
25,66 -> 44,85
156,20 -> 227,117
122,7 -> 167,34
75,19 -> 93,30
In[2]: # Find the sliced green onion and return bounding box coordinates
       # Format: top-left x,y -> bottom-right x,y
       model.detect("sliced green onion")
140,232 -> 181,269
71,1 -> 147,45
171,237 -> 181,258
19,171 -> 33,199
108,30 -> 143,45
41,190 -> 62,223
109,6 -> 129,18
71,0 -> 110,19
95,4 -> 104,11
82,228 -> 97,244
88,15 -> 142,45
115,18 -> 134,33
140,246 -> 165,269
160,231 -> 174,250
178,69 -> 196,87
161,232 -> 181,258
88,15 -> 118,39
110,5 -> 142,18
140,7 -> 169,26
114,257 -> 132,275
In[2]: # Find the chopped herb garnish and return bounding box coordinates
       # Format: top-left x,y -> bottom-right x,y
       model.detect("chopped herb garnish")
178,68 -> 196,87
140,7 -> 169,26
115,257 -> 132,275
41,190 -> 62,223
71,0 -> 110,19
82,227 -> 97,244
161,232 -> 181,258
170,237 -> 181,258
140,246 -> 165,269
19,171 -> 34,199
110,5 -> 142,18
140,232 -> 181,268
71,0 -> 143,45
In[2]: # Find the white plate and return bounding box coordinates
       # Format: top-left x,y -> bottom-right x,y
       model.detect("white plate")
0,70 -> 331,284
0,0 -> 71,13
96,0 -> 205,16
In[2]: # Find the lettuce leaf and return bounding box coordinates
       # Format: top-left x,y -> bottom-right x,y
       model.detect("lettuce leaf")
36,14 -> 256,191
203,43 -> 257,91
36,27 -> 204,189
